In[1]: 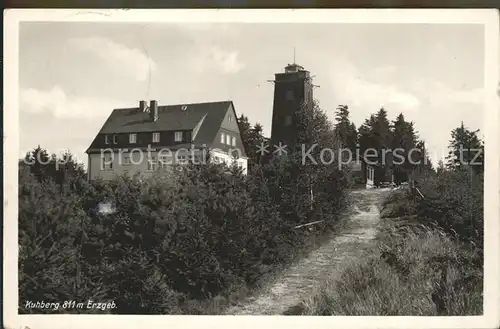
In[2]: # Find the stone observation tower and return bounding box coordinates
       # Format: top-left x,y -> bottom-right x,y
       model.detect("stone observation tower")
269,62 -> 314,152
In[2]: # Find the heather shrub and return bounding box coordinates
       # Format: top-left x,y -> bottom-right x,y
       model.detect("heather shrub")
415,168 -> 483,249
18,166 -> 109,313
18,147 -> 350,313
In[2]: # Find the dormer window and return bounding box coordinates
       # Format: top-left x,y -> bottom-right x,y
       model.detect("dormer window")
129,133 -> 137,144
152,132 -> 160,143
113,135 -> 118,144
105,135 -> 110,144
174,131 -> 183,142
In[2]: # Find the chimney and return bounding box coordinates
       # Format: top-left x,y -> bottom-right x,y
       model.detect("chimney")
139,100 -> 147,112
150,100 -> 158,121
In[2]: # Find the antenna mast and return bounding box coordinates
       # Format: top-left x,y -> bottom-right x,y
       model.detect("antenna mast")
293,46 -> 296,64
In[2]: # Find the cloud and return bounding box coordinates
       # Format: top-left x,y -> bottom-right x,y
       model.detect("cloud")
418,80 -> 484,107
211,47 -> 246,74
369,65 -> 398,80
68,36 -> 157,81
20,86 -> 130,120
343,77 -> 421,112
191,46 -> 246,74
328,59 -> 421,120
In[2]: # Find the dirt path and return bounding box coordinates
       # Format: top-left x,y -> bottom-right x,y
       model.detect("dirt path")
225,188 -> 390,315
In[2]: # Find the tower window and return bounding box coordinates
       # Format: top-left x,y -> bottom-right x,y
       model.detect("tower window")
285,116 -> 292,126
286,90 -> 294,101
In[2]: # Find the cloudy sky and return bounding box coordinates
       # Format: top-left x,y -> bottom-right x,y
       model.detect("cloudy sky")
19,22 -> 485,166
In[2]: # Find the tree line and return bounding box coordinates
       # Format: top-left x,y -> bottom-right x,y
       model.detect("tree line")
239,105 -> 484,185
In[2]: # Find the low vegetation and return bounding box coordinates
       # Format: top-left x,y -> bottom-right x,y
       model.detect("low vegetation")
297,168 -> 483,316
290,117 -> 484,316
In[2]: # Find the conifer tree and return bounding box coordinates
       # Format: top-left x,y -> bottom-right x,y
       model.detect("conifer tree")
237,115 -> 266,166
333,105 -> 358,155
391,113 -> 419,183
446,122 -> 484,174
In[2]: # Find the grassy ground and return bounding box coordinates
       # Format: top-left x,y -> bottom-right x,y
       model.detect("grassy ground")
292,188 -> 483,316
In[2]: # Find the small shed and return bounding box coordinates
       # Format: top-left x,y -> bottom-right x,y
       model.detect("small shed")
361,156 -> 394,188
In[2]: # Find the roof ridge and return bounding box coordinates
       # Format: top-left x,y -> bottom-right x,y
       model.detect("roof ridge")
112,100 -> 233,111
159,100 -> 232,107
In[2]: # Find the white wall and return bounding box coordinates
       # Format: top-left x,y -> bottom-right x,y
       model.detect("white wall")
88,148 -> 248,181
88,151 -> 150,181
211,150 -> 248,175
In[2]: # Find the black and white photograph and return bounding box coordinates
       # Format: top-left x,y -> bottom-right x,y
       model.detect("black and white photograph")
3,9 -> 500,329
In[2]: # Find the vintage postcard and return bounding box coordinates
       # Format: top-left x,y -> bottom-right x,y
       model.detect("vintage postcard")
3,8 -> 500,329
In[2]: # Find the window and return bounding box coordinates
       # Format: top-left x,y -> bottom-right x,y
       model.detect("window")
176,154 -> 187,164
174,131 -> 183,142
220,132 -> 225,144
231,136 -> 236,147
123,154 -> 131,165
101,155 -> 113,170
226,134 -> 231,145
113,135 -> 118,144
228,114 -> 233,122
159,155 -> 171,168
285,116 -> 292,126
105,135 -> 110,144
129,133 -> 137,144
152,132 -> 160,143
147,159 -> 156,171
286,90 -> 294,101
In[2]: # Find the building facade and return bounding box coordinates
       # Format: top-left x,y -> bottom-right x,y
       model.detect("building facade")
86,100 -> 248,180
270,63 -> 314,153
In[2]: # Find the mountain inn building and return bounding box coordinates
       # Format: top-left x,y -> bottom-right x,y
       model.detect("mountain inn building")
86,100 -> 248,180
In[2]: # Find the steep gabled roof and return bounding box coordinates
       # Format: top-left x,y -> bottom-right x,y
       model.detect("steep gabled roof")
96,100 -> 233,146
